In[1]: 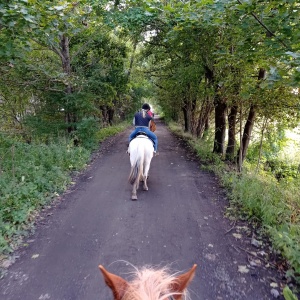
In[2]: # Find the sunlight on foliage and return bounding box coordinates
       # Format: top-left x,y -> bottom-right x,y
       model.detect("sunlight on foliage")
168,122 -> 300,285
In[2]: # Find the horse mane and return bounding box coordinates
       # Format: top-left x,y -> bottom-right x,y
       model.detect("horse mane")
123,266 -> 188,300
99,263 -> 197,300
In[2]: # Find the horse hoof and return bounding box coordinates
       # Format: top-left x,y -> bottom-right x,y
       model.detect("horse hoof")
143,187 -> 148,191
132,195 -> 137,200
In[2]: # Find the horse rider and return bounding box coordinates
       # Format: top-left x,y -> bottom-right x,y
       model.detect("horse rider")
129,103 -> 158,155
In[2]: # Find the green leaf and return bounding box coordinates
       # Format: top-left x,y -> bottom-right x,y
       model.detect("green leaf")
286,51 -> 300,59
283,286 -> 298,300
23,15 -> 36,23
53,5 -> 66,11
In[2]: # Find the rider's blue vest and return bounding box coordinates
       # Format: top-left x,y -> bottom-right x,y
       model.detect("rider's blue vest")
134,111 -> 152,127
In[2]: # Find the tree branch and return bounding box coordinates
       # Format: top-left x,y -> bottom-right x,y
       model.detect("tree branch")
71,38 -> 94,62
237,0 -> 291,50
30,37 -> 65,61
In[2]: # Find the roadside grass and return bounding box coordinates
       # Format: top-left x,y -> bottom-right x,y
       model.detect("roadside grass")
96,123 -> 128,142
168,122 -> 300,290
0,123 -> 127,256
222,170 -> 300,282
0,137 -> 90,255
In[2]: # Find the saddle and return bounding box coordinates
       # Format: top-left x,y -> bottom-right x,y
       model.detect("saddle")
132,131 -> 155,145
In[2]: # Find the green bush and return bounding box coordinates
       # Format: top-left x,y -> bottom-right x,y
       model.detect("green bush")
223,171 -> 300,283
167,123 -> 300,284
96,123 -> 128,142
0,123 -> 127,254
0,136 -> 90,253
169,122 -> 224,172
264,159 -> 300,180
75,117 -> 100,150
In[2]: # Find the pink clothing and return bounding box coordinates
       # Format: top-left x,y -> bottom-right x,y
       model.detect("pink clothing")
147,111 -> 153,117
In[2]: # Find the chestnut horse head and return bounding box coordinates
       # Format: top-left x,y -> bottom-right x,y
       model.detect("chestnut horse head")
99,264 -> 197,300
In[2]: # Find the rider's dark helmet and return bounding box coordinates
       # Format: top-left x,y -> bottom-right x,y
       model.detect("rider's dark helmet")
142,103 -> 151,110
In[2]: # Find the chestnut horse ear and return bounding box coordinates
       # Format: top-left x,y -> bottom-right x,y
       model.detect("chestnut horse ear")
170,264 -> 197,300
99,265 -> 129,300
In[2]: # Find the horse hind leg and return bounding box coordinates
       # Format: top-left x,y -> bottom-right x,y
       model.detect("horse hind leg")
132,173 -> 140,200
132,182 -> 138,200
142,163 -> 151,191
132,191 -> 138,200
142,176 -> 148,191
139,173 -> 144,182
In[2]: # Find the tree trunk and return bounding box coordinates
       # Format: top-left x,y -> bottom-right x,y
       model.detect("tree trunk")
60,35 -> 71,76
204,64 -> 227,153
236,68 -> 266,163
108,107 -> 114,125
238,104 -> 256,162
213,93 -> 227,154
225,64 -> 241,160
190,96 -> 198,136
182,104 -> 189,132
256,117 -> 268,173
60,34 -> 76,133
182,83 -> 196,134
238,104 -> 243,172
203,115 -> 210,138
202,66 -> 215,139
226,105 -> 238,160
196,97 -> 213,138
100,105 -> 108,126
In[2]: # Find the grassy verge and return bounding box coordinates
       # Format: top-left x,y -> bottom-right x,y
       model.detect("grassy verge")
0,123 -> 127,256
96,123 -> 128,142
168,122 -> 300,290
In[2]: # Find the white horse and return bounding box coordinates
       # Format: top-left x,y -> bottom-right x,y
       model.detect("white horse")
99,264 -> 197,300
128,135 -> 154,200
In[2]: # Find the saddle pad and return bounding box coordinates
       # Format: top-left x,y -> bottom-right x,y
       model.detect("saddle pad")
132,133 -> 155,146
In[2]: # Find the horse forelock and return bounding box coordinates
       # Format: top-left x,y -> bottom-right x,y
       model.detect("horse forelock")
122,267 -> 188,300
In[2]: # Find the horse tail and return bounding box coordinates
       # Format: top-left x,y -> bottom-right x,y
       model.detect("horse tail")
129,145 -> 144,186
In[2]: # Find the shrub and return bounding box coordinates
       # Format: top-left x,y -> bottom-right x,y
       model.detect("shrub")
0,136 -> 90,253
75,117 -> 100,150
96,123 -> 128,142
167,123 -> 300,284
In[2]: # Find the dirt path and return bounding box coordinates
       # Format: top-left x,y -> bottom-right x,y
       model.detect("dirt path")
0,120 -> 282,300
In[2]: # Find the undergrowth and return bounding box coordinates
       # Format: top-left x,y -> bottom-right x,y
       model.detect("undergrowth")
168,122 -> 300,294
221,171 -> 300,284
0,123 -> 127,255
0,136 -> 90,254
96,123 -> 128,142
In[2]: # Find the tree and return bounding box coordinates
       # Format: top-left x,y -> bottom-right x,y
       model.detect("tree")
0,0 -> 132,139
133,0 -> 300,165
